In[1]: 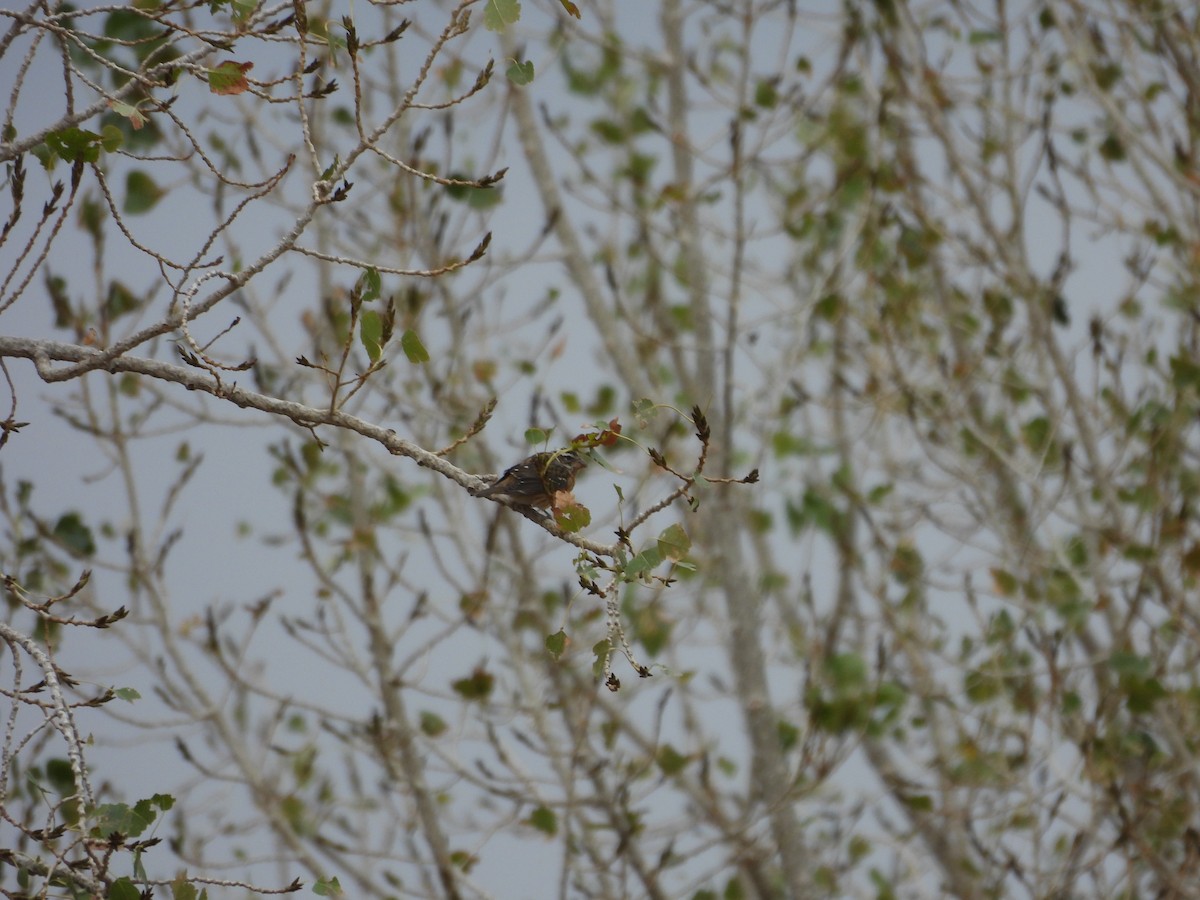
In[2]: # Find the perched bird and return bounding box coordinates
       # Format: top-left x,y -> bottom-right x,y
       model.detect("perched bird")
474,450 -> 587,508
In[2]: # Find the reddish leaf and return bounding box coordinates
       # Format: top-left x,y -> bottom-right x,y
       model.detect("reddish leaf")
208,60 -> 254,95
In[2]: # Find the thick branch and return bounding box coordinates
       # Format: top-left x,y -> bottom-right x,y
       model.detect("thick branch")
2,336 -> 617,555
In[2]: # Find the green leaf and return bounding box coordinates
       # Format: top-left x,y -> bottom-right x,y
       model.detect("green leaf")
444,174 -> 475,201
545,629 -> 568,658
656,744 -> 689,775
171,874 -> 199,900
1098,133 -> 1125,161
1183,543 -> 1200,575
592,638 -> 612,678
1109,651 -> 1151,678
313,876 -> 343,897
46,758 -> 77,795
451,667 -> 494,701
32,142 -> 56,171
280,795 -> 309,834
889,543 -> 923,586
420,711 -> 447,737
901,793 -> 933,812
119,375 -> 142,399
105,280 -> 141,319
506,59 -> 535,85
557,0 -> 581,17
80,196 -> 106,241
89,794 -> 173,838
968,30 -> 1001,44
104,7 -> 161,42
46,273 -> 72,326
358,267 -> 382,303
109,877 -> 141,900
483,0 -> 521,32
624,545 -> 664,580
1170,353 -> 1200,392
631,397 -> 658,426
360,310 -> 383,362
866,482 -> 894,504
1092,62 -> 1122,91
301,440 -> 323,471
786,487 -> 840,536
100,123 -> 125,151
657,523 -> 690,561
625,597 -> 671,656
1125,676 -> 1166,713
45,127 -> 103,163
754,78 -> 779,108
124,170 -> 164,214
109,100 -> 147,131
400,329 -> 429,364
827,653 -> 867,688
772,431 -> 816,457
528,805 -> 557,835
319,156 -> 341,182
624,546 -> 659,578
590,118 -> 625,144
54,512 -> 96,556
467,185 -> 502,210
814,293 -> 841,319
554,501 -> 591,533
964,670 -> 1000,704
325,27 -> 347,55
208,0 -> 256,20
990,568 -> 1019,597
586,384 -> 615,416
630,156 -> 662,192
115,687 -> 141,702
1021,416 -> 1053,454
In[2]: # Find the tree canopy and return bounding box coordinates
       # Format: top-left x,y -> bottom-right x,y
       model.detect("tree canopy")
4,1 -> 1200,898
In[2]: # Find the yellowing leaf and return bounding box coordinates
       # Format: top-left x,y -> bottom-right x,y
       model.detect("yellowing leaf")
109,99 -> 148,130
208,60 -> 254,95
553,499 -> 590,533
657,523 -> 690,561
